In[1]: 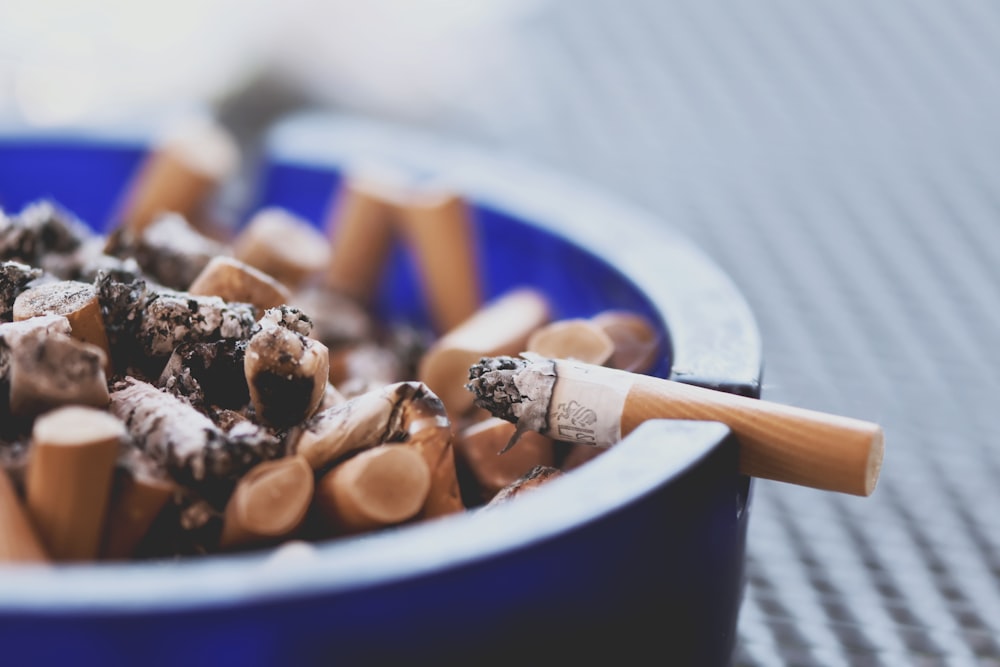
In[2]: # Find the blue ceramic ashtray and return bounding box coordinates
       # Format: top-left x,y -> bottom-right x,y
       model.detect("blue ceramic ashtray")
0,113 -> 762,667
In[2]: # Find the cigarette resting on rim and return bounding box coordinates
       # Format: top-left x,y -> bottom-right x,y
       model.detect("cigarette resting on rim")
466,354 -> 884,497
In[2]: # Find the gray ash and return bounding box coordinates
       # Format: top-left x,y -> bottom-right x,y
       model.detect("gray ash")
255,305 -> 313,337
94,267 -> 150,375
0,199 -> 93,266
139,290 -> 255,359
158,338 -> 249,409
110,377 -> 282,507
465,355 -> 531,423
105,213 -> 228,290
0,261 -> 43,322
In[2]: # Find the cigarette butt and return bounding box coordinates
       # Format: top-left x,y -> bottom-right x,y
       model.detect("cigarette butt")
188,255 -> 292,313
467,356 -> 885,497
8,331 -> 109,417
315,445 -> 431,535
116,117 -> 239,235
100,447 -> 175,560
293,383 -> 404,469
219,455 -> 314,550
233,207 -> 331,289
245,324 -> 329,428
591,310 -> 662,373
456,417 -> 555,504
0,467 -> 49,563
12,280 -> 112,374
526,318 -> 615,366
418,287 -> 551,419
399,388 -> 464,518
397,189 -> 482,334
25,406 -> 125,560
324,175 -> 399,304
486,465 -> 563,507
624,377 -> 885,496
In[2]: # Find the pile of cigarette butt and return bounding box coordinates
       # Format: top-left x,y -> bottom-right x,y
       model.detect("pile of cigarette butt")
0,119 -> 663,565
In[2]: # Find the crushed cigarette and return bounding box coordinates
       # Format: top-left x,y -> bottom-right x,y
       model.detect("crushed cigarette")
109,377 -> 282,502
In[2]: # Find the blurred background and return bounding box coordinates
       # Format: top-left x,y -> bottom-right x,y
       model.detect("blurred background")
3,1 -> 1000,665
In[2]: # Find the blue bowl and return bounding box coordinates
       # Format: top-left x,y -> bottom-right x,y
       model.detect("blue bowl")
0,114 -> 762,667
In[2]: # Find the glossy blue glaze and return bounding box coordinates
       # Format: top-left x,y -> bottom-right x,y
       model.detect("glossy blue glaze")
0,119 -> 761,667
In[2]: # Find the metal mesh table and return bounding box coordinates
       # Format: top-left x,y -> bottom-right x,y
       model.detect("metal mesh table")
317,2 -> 999,664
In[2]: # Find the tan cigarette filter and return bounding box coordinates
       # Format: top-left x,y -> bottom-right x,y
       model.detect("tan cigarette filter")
456,417 -> 555,502
526,318 -> 615,366
220,456 -> 314,550
623,375 -> 885,496
418,287 -> 551,419
233,207 -> 331,289
188,255 -> 292,313
315,445 -> 431,535
0,468 -> 49,563
25,406 -> 125,561
101,467 -> 175,561
397,189 -> 482,335
399,388 -> 465,519
591,310 -> 662,373
117,116 -> 239,234
325,175 -> 400,304
13,280 -> 112,372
